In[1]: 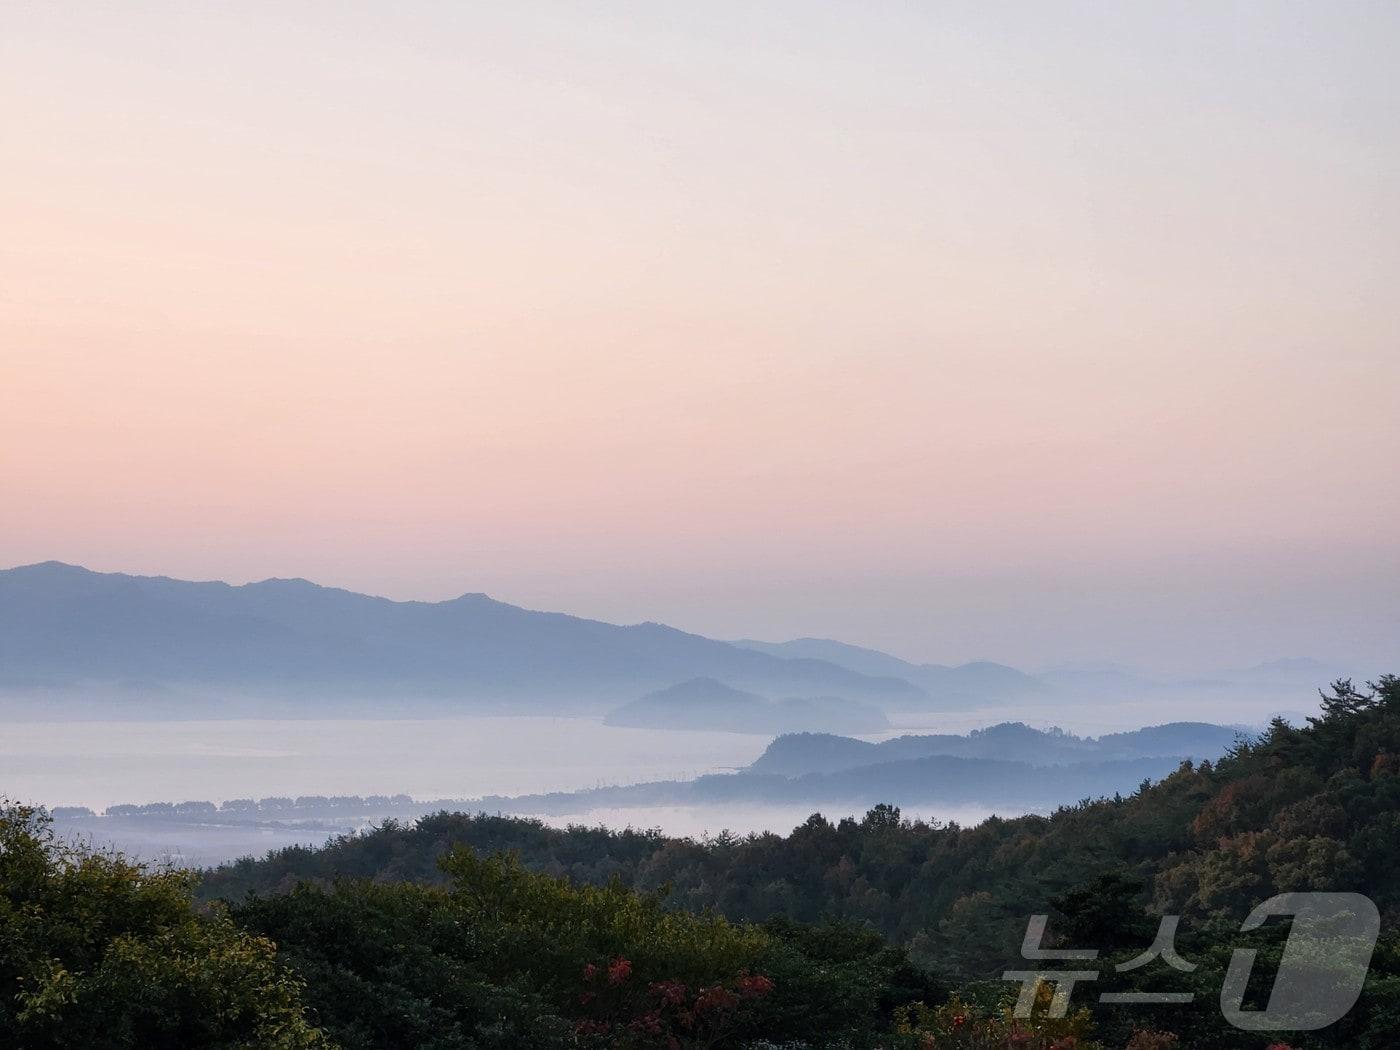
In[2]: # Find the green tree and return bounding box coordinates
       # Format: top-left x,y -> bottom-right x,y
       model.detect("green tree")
0,802 -> 328,1049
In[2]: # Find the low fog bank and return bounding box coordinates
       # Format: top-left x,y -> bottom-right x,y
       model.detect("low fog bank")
5,702 -> 1282,812
18,710 -> 1262,868
44,801 -> 1024,870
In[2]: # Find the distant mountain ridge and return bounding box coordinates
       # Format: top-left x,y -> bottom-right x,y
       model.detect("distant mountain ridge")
0,562 -> 1356,718
747,720 -> 1245,777
445,719 -> 1245,816
730,637 -> 1045,704
734,637 -> 1362,713
459,753 -> 1191,816
0,562 -> 921,711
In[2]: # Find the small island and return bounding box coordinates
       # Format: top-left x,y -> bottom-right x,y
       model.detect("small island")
603,677 -> 891,735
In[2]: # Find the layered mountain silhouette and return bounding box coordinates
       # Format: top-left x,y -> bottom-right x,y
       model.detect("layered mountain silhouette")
746,720 -> 1244,777
461,722 -> 1244,817
731,637 -> 1045,704
0,562 -> 1353,719
0,563 -> 921,710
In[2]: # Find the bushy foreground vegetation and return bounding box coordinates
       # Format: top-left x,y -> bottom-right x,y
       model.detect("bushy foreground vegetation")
7,677 -> 1400,1046
0,802 -> 326,1048
230,849 -> 938,1048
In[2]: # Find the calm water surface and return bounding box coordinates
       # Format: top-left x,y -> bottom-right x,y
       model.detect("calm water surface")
3,716 -> 770,809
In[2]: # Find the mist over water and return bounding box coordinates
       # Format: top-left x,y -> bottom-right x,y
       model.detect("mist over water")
6,690 -> 1300,868
8,692 -> 1299,815
3,716 -> 769,811
515,803 -> 1012,841
7,711 -> 1073,864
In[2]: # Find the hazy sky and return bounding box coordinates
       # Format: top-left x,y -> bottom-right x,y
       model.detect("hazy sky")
3,2 -> 1398,672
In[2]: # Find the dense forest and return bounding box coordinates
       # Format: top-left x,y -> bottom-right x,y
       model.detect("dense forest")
6,677 -> 1400,1047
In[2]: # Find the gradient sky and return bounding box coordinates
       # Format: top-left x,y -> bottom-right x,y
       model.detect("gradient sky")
3,2 -> 1398,672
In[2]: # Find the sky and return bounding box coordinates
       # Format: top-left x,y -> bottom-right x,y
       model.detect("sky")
3,2 -> 1398,673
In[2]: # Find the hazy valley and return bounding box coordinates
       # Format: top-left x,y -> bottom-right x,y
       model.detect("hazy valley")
3,561 -> 1345,868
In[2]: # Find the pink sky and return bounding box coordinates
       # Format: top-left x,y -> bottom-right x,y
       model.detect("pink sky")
3,3 -> 1398,670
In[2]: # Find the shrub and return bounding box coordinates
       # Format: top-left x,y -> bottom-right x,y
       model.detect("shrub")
0,801 -> 327,1049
